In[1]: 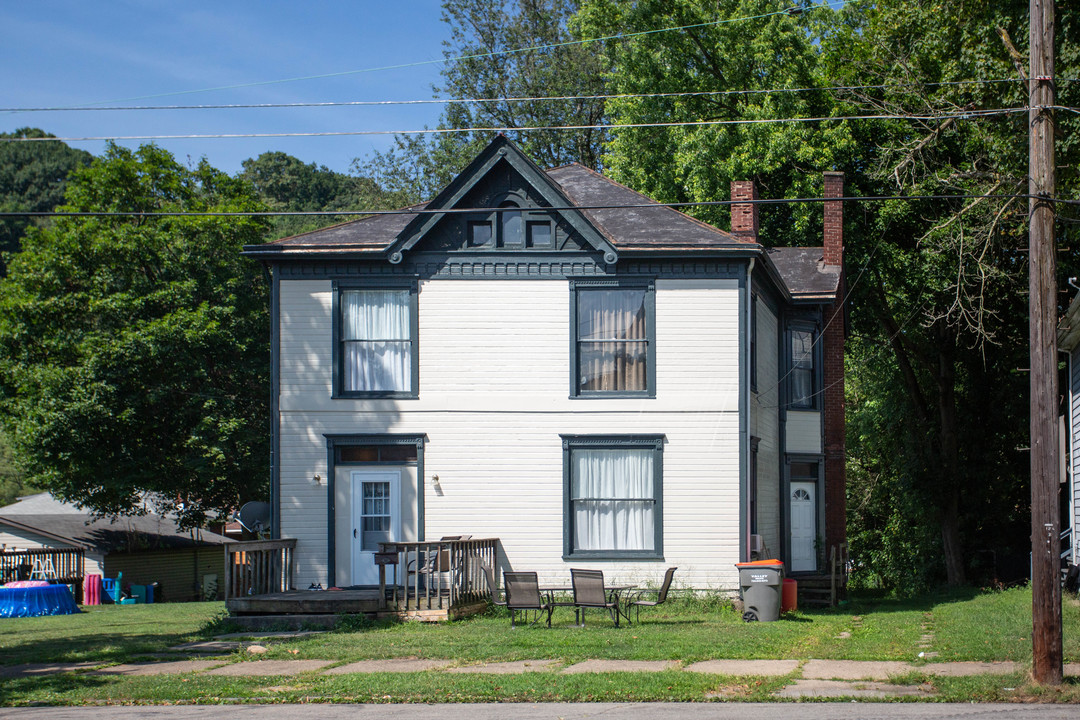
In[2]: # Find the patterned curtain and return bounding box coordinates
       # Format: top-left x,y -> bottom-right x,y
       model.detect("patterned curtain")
578,289 -> 647,392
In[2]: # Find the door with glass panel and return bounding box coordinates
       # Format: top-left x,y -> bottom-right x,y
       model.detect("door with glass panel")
351,470 -> 401,586
789,482 -> 817,573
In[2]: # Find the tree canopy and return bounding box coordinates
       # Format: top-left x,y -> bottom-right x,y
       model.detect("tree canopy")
239,151 -> 406,239
0,127 -> 93,274
0,144 -> 271,527
358,0 -> 606,203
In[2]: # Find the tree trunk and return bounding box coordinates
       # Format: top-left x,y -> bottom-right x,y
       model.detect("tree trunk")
935,325 -> 967,585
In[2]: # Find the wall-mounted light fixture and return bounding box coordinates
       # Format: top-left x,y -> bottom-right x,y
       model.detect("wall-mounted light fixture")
432,474 -> 444,496
313,474 -> 322,485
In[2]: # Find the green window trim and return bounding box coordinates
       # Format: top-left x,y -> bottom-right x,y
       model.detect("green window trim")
332,279 -> 420,399
569,278 -> 657,399
561,434 -> 664,561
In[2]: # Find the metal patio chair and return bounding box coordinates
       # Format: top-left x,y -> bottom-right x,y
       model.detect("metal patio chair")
406,535 -> 472,595
571,568 -> 620,627
626,566 -> 677,623
504,571 -> 553,628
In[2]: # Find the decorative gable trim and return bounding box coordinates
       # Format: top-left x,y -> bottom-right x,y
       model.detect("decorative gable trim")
386,136 -> 618,265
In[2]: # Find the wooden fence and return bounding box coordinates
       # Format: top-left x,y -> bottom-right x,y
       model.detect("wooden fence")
0,548 -> 85,603
223,538 -> 296,600
378,538 -> 498,611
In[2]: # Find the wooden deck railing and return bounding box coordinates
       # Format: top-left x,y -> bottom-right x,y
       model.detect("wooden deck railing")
0,548 -> 85,603
223,538 -> 296,600
378,538 -> 498,611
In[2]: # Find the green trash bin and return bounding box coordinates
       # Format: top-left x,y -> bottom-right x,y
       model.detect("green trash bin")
735,560 -> 784,622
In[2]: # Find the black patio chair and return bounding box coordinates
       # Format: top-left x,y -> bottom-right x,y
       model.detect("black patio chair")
571,568 -> 620,627
504,571 -> 553,628
626,566 -> 677,623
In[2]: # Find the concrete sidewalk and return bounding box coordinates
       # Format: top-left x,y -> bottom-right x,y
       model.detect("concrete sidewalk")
4,657 -> 1078,698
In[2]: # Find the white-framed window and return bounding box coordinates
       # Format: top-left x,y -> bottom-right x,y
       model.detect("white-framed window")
562,435 -> 664,559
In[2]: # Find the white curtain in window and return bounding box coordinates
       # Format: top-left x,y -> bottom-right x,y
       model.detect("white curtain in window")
572,448 -> 654,551
342,289 -> 411,392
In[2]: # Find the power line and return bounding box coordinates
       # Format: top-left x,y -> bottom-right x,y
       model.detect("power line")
0,79 -> 1039,114
53,2 -> 843,109
0,193 -> 1053,219
0,108 -> 1027,144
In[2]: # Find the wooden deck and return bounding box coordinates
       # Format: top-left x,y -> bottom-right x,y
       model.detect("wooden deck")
226,588 -> 488,622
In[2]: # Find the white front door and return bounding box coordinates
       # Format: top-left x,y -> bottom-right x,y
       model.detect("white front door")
351,469 -> 401,586
790,481 -> 817,573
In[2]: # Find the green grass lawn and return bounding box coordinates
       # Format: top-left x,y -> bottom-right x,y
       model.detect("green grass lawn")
2,587 -> 1080,705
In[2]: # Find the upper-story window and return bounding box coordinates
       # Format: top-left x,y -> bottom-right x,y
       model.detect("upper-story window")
465,193 -> 554,251
789,328 -> 816,408
334,282 -> 418,398
571,280 -> 655,397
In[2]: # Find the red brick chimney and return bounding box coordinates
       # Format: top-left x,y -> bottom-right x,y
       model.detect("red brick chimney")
730,180 -> 758,241
822,171 -> 847,559
823,171 -> 844,266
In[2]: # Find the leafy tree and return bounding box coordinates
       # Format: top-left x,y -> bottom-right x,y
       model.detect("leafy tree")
358,0 -> 607,202
0,434 -> 33,508
575,0 -> 1080,589
0,144 -> 271,529
0,128 -> 93,274
820,0 -> 1080,587
574,0 -> 854,245
239,151 -> 406,239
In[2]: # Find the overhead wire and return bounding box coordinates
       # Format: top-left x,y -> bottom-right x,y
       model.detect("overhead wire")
42,1 -> 850,109
0,108 -> 1029,144
0,78 -> 1047,114
0,192 -> 1050,219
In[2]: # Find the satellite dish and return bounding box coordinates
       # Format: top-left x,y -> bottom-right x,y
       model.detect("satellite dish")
237,501 -> 272,537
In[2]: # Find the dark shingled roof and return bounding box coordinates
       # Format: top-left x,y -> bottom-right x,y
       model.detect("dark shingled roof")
254,166 -> 749,253
767,247 -> 841,298
546,164 -> 749,249
267,203 -> 427,251
0,513 -> 230,554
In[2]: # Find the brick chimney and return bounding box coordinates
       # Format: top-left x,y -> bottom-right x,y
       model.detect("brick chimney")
730,180 -> 758,241
823,171 -> 844,266
822,171 -> 846,558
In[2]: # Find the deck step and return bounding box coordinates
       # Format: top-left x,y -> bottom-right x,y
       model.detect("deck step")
226,614 -> 345,631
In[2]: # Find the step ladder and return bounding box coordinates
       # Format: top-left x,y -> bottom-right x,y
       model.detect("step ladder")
30,556 -> 56,580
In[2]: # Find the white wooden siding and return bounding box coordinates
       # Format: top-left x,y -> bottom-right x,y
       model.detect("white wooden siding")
750,298 -> 781,557
279,278 -> 743,590
786,410 -> 823,454
1071,346 -> 1080,561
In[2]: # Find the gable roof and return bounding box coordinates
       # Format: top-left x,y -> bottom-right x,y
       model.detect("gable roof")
243,136 -> 751,260
0,492 -> 84,515
0,493 -> 230,553
387,135 -> 619,264
0,513 -> 230,553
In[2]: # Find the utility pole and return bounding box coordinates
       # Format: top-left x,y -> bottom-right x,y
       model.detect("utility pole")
1029,0 -> 1062,686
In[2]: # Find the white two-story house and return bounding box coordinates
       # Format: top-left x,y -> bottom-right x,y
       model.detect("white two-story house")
243,136 -> 847,593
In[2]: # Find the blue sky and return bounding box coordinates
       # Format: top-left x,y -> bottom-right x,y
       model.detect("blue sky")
1,1 -> 453,174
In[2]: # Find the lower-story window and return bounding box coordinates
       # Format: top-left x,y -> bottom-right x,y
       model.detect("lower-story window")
562,435 -> 664,559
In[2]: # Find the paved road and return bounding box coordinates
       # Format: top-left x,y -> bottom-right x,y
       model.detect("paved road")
1,705 -> 1077,720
